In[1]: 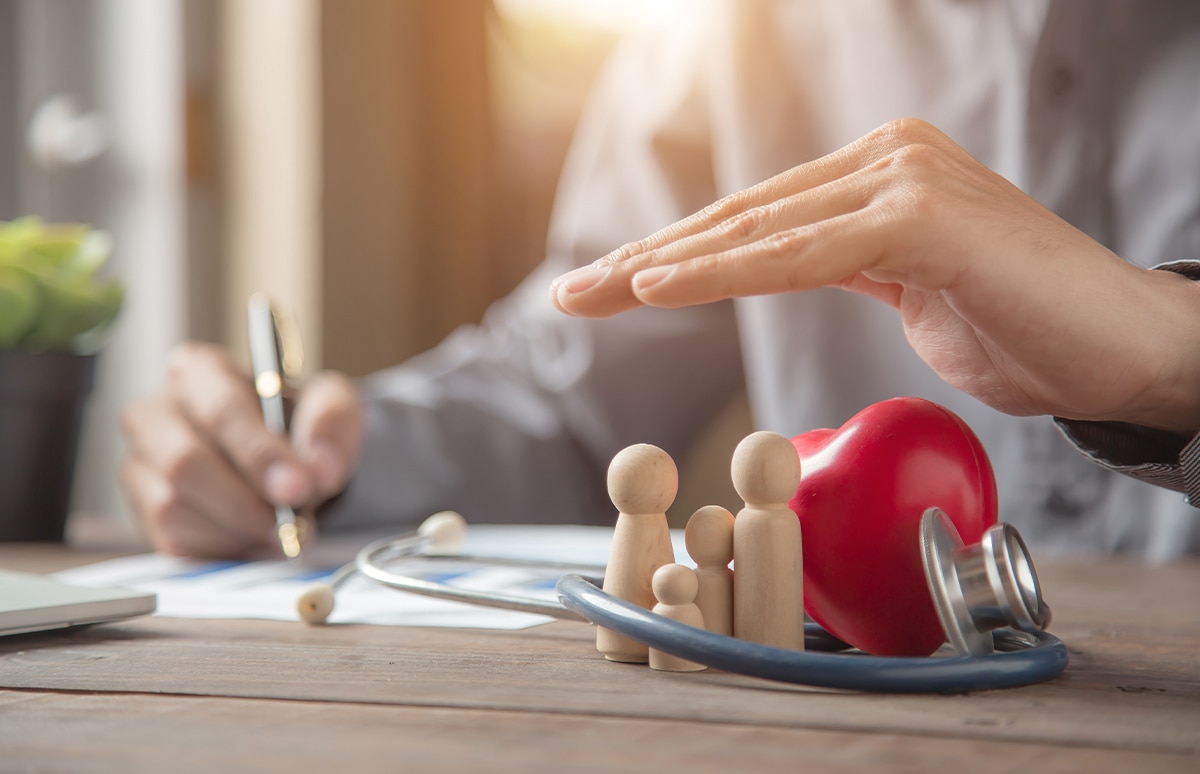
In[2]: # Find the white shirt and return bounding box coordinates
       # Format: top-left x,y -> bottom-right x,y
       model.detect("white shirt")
324,0 -> 1200,560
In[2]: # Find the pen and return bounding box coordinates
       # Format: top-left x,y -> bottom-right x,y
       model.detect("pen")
247,293 -> 304,559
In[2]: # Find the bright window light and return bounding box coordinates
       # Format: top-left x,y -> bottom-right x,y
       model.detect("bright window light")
494,0 -> 683,31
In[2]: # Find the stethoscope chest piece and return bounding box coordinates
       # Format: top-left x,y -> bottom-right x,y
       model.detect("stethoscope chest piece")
920,507 -> 1051,657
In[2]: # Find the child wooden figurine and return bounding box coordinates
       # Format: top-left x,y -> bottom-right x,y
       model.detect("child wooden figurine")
649,564 -> 706,672
685,505 -> 735,636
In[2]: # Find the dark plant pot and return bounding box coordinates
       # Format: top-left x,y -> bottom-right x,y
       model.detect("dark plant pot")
0,350 -> 96,541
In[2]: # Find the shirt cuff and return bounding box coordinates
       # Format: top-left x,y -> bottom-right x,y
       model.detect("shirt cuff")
1053,417 -> 1197,499
1052,260 -> 1200,506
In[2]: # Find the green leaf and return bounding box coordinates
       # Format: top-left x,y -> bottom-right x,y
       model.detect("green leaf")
67,230 -> 113,278
0,267 -> 40,347
21,278 -> 124,350
0,217 -> 123,350
0,217 -> 46,265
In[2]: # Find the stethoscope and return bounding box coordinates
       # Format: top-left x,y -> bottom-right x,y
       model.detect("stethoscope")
297,510 -> 1068,694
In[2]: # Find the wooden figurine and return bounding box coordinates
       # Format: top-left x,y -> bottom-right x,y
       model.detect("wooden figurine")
649,564 -> 707,672
731,431 -> 805,650
685,505 -> 735,636
598,443 -> 678,663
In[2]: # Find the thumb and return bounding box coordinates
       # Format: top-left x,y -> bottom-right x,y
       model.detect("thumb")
289,370 -> 364,502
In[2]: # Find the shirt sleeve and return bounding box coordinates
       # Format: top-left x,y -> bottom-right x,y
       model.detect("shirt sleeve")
1054,260 -> 1200,505
319,12 -> 745,532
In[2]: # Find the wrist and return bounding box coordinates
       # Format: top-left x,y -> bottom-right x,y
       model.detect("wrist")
1115,265 -> 1200,436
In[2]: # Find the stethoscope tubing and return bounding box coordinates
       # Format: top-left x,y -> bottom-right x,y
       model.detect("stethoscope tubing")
353,537 -> 604,621
555,574 -> 1070,694
351,539 -> 1069,693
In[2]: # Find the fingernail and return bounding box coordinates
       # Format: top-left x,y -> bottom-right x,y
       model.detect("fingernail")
305,442 -> 346,495
633,266 -> 673,292
553,264 -> 609,297
264,462 -> 309,505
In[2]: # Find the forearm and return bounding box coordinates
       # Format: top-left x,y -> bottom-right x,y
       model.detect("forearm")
1054,260 -> 1200,501
319,272 -> 743,532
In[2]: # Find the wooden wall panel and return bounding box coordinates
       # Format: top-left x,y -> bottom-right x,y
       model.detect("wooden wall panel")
219,0 -> 320,367
320,0 -> 493,377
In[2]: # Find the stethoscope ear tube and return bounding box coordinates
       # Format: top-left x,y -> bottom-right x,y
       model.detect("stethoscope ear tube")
555,574 -> 1069,693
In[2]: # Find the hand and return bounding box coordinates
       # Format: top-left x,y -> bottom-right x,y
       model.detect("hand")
121,341 -> 364,558
550,119 -> 1200,435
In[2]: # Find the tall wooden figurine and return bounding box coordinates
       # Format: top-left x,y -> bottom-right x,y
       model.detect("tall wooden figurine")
685,505 -> 735,636
598,443 -> 678,663
731,431 -> 805,650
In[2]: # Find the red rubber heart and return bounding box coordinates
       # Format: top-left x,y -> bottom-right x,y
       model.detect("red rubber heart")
789,397 -> 998,656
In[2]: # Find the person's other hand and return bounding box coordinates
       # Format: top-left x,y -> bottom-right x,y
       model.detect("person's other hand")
550,118 -> 1200,435
121,341 -> 364,557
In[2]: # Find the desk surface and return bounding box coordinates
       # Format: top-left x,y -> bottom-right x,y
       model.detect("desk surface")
1,545 -> 1197,773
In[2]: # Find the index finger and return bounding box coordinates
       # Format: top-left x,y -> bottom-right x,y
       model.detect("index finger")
611,139 -> 880,263
547,119 -> 948,317
166,342 -> 312,506
549,153 -> 869,318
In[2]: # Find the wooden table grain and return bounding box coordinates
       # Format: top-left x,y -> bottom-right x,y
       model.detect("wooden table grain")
0,545 -> 1197,773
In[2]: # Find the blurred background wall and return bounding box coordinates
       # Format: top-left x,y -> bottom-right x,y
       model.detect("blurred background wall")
0,0 -> 745,538
216,0 -> 675,375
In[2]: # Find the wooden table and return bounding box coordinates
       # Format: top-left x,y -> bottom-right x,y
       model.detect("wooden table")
1,546 -> 1197,773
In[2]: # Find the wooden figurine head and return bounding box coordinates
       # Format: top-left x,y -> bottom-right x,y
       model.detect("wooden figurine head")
607,443 -> 679,515
731,431 -> 802,506
685,505 -> 735,567
652,563 -> 699,606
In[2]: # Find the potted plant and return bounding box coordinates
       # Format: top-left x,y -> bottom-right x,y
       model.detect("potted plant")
0,217 -> 123,541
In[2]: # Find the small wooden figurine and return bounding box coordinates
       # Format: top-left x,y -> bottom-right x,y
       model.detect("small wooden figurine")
649,564 -> 707,672
685,504 -> 735,636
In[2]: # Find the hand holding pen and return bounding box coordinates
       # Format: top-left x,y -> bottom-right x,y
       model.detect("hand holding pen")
119,302 -> 364,559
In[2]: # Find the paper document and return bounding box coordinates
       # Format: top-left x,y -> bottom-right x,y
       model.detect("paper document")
55,525 -> 691,630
